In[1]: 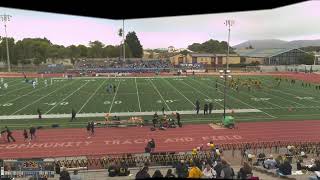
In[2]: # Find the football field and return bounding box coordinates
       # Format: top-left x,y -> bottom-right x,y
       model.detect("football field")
1,75 -> 320,128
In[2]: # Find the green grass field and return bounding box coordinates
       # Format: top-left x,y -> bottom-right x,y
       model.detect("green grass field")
1,75 -> 320,129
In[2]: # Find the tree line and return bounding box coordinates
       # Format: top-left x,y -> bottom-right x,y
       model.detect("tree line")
0,31 -> 144,65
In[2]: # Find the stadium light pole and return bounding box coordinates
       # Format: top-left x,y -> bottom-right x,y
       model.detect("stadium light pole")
123,19 -> 125,62
0,14 -> 12,72
219,69 -> 231,119
224,20 -> 234,70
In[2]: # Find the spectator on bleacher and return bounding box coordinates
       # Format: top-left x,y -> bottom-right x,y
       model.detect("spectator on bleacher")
188,162 -> 203,178
220,160 -> 234,179
135,166 -> 151,179
148,139 -> 156,152
254,152 -> 265,166
108,161 -> 119,177
277,160 -> 292,176
275,155 -> 283,168
59,167 -> 71,180
152,169 -> 164,178
165,169 -> 175,178
263,155 -> 277,169
118,160 -> 130,176
175,160 -> 188,178
214,161 -> 223,178
307,159 -> 320,172
237,161 -> 253,179
70,170 -> 81,180
202,163 -> 216,179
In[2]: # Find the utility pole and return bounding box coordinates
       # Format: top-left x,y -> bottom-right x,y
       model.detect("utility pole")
224,20 -> 234,70
123,19 -> 125,62
0,14 -> 12,72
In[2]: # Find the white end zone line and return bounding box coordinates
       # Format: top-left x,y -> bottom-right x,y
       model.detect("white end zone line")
0,108 -> 262,120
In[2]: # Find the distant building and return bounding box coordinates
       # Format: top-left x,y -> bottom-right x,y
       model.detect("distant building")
236,48 -> 309,65
170,53 -> 240,66
314,51 -> 320,64
168,46 -> 175,53
167,46 -> 193,53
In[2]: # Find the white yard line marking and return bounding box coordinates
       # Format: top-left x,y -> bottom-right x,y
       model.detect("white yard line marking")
3,83 -> 53,104
259,77 -> 307,106
213,80 -> 283,109
162,78 -> 195,106
0,108 -> 262,120
108,81 -> 121,113
0,85 -> 31,98
45,81 -> 90,114
190,78 -> 276,119
11,80 -> 75,115
181,79 -> 224,108
135,78 -> 142,112
149,79 -> 171,111
261,77 -> 320,105
78,80 -> 107,113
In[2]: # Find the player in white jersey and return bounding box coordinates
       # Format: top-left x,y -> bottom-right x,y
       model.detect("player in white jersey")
44,79 -> 48,87
0,78 -> 3,84
3,83 -> 8,89
32,81 -> 36,89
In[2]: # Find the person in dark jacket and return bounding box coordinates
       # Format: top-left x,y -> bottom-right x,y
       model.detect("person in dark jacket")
307,160 -> 320,171
152,169 -> 163,178
176,112 -> 181,127
59,167 -> 71,180
175,160 -> 188,178
23,129 -> 29,142
214,161 -> 223,178
220,160 -> 234,179
165,169 -> 175,178
86,122 -> 91,136
278,160 -> 292,176
195,100 -> 200,114
204,104 -> 208,115
29,126 -> 36,140
90,121 -> 95,135
37,108 -> 42,119
118,161 -> 130,176
108,161 -> 119,177
135,166 -> 151,179
208,103 -> 213,114
70,109 -> 76,122
148,139 -> 155,152
237,161 -> 253,179
5,126 -> 15,143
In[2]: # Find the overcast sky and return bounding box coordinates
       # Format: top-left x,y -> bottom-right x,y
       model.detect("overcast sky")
0,0 -> 319,49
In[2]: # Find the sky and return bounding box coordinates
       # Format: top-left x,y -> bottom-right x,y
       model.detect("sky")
0,0 -> 320,49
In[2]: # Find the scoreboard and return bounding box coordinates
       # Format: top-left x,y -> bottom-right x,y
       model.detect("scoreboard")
0,159 -> 55,178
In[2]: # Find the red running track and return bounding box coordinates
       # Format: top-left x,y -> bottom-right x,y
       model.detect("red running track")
0,120 -> 320,159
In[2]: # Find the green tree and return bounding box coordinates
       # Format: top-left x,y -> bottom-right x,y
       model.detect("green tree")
77,45 -> 88,57
298,53 -> 314,65
88,41 -> 104,58
0,37 -> 17,65
125,31 -> 143,58
187,39 -> 235,54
